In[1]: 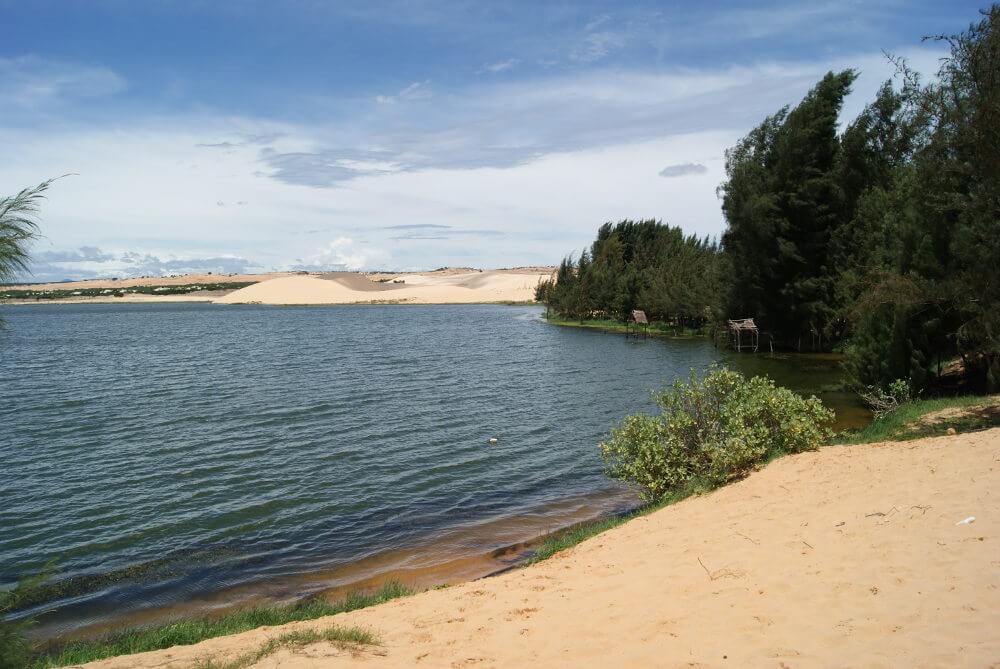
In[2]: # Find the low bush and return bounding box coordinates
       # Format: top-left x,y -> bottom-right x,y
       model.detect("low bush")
599,366 -> 834,502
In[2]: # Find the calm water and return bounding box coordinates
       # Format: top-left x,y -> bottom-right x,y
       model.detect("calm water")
0,303 -> 865,637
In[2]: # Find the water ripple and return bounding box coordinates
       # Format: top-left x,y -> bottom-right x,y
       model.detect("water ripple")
0,302 -> 858,636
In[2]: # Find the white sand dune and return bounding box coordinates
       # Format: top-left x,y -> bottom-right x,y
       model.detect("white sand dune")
84,428 -> 1000,668
214,270 -> 550,305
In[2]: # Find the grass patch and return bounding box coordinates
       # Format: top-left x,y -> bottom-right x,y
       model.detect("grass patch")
33,582 -> 411,668
542,313 -> 707,339
193,627 -> 377,669
527,480 -> 711,564
833,395 -> 1000,444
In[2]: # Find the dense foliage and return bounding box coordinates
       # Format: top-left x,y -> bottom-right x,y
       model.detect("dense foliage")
539,7 -> 999,393
722,7 -> 999,390
599,367 -> 834,502
535,219 -> 722,326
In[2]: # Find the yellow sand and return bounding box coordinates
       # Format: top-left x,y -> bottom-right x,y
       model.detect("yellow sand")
214,270 -> 550,305
84,428 -> 1000,668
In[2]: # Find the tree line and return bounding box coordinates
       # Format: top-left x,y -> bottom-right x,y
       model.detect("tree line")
538,6 -> 999,393
535,219 -> 722,328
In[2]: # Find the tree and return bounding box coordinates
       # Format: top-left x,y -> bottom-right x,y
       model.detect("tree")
721,70 -> 858,348
538,220 -> 722,327
1,179 -> 53,284
845,7 -> 1000,391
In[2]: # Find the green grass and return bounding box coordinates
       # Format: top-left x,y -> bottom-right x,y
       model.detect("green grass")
32,582 -> 411,668
193,627 -> 378,669
528,479 -> 713,564
833,395 -> 1000,444
542,313 -> 707,339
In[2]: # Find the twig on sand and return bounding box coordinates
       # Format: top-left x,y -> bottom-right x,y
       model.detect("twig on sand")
697,557 -> 743,581
698,556 -> 713,580
910,505 -> 932,515
865,506 -> 900,518
802,540 -> 814,549
735,532 -> 760,545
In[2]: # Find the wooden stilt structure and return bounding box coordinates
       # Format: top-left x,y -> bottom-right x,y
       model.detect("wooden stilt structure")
628,309 -> 649,338
728,318 -> 759,352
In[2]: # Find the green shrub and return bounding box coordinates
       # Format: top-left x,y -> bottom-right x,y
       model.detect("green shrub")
599,366 -> 834,502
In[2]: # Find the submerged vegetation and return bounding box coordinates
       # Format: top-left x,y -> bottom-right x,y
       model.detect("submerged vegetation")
27,582 -> 410,668
539,7 -> 1000,395
1,570 -> 51,669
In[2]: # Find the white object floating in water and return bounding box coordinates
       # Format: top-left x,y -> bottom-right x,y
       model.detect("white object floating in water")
956,516 -> 976,526
487,437 -> 498,444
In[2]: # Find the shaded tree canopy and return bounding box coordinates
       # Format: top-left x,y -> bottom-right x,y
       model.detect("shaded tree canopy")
536,219 -> 722,326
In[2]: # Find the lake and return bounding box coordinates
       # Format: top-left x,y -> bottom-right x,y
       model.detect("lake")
0,303 -> 866,638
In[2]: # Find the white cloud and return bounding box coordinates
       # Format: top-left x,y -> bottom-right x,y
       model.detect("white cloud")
0,55 -> 125,108
481,59 -> 520,74
297,237 -> 387,271
1,46 -> 948,276
375,80 -> 432,104
570,31 -> 626,63
659,162 -> 708,178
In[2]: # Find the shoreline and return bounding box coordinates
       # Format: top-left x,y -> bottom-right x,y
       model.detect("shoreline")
542,313 -> 709,340
70,426 -> 1000,668
29,488 -> 639,645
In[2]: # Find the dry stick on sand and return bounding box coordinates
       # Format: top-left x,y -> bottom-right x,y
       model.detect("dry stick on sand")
697,557 -> 715,580
865,506 -> 900,518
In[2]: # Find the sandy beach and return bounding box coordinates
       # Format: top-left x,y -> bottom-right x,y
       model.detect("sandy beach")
82,428 -> 1000,668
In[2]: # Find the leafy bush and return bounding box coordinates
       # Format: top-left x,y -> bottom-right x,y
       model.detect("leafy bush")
599,367 -> 834,502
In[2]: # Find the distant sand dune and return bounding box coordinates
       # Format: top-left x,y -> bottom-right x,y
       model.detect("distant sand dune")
316,273 -> 402,292
215,270 -> 549,305
84,428 -> 1000,668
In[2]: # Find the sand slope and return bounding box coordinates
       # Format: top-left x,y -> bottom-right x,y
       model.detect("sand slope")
84,429 -> 1000,668
214,271 -> 550,305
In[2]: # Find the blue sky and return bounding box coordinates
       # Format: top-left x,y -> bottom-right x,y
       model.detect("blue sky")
2,0 -> 983,280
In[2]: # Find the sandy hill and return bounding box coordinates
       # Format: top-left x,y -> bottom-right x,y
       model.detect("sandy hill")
84,428 -> 999,668
214,270 -> 550,305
